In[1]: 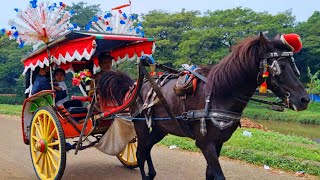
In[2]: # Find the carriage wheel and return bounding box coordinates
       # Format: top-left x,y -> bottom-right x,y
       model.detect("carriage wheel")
116,137 -> 138,169
29,107 -> 66,180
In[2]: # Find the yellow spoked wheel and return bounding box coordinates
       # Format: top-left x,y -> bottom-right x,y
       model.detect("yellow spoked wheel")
116,137 -> 138,169
30,107 -> 66,180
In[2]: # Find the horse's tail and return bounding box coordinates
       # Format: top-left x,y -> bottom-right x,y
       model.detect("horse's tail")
99,71 -> 134,107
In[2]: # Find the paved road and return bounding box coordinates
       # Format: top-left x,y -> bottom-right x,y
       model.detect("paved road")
0,114 -> 313,180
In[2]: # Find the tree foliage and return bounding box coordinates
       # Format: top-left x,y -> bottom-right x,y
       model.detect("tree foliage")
295,11 -> 320,82
0,36 -> 31,89
306,67 -> 320,95
1,3 -> 320,94
143,8 -> 297,66
67,2 -> 102,28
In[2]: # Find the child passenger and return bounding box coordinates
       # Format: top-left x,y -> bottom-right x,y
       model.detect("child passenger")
53,68 -> 68,106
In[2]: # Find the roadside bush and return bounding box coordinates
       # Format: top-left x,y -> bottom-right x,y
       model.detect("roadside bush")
0,96 -> 24,105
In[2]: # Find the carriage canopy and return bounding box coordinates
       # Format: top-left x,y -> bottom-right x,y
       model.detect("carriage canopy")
22,31 -> 155,74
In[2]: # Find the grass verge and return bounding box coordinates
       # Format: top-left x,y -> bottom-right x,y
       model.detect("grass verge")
0,104 -> 22,116
160,128 -> 320,176
243,98 -> 320,124
1,104 -> 319,176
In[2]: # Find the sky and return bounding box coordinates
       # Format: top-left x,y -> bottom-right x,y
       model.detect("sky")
0,0 -> 319,27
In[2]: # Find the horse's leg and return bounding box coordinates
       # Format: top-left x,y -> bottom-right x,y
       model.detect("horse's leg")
134,121 -> 150,180
215,142 -> 223,157
196,141 -> 225,180
145,128 -> 167,179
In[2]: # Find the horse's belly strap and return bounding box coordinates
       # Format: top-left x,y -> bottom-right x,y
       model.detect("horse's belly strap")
182,109 -> 242,132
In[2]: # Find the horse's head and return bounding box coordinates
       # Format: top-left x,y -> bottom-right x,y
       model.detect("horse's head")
259,33 -> 310,111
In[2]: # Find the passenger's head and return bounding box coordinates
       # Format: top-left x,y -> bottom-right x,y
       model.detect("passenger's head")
38,66 -> 50,76
98,52 -> 113,72
54,68 -> 66,82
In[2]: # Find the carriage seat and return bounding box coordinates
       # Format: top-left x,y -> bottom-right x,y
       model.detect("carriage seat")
66,107 -> 88,122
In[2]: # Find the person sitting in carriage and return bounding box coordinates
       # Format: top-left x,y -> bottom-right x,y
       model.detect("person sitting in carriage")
31,66 -> 69,105
31,66 -> 51,95
91,52 -> 114,112
53,68 -> 68,106
94,52 -> 113,81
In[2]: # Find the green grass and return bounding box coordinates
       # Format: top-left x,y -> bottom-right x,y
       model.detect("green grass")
0,104 -> 22,115
0,96 -> 24,105
243,97 -> 320,124
160,129 -> 320,176
0,104 -> 319,176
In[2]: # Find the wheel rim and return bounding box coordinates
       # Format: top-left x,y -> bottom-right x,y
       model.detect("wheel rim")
117,138 -> 138,166
30,110 -> 62,180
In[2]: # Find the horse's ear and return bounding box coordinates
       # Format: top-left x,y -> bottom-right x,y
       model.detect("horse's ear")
259,32 -> 269,50
274,33 -> 281,40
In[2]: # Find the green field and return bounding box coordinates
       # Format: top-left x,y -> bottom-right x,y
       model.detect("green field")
0,104 -> 22,116
160,129 -> 320,176
243,98 -> 320,124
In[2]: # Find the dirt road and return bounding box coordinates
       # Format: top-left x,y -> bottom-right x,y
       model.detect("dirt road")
0,114 -> 312,180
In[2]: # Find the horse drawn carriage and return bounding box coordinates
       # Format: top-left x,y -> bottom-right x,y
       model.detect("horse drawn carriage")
20,30 -> 155,179
4,1 -> 311,180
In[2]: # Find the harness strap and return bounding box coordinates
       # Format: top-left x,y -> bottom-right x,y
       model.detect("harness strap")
138,63 -> 177,121
182,109 -> 242,131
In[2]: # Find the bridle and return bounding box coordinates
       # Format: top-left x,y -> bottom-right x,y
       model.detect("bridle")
257,51 -> 300,107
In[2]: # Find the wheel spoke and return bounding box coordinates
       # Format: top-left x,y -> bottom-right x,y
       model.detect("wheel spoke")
47,141 -> 59,147
48,147 -> 60,158
46,119 -> 52,138
32,135 -> 40,142
41,153 -> 46,174
44,155 -> 49,178
47,128 -> 56,142
126,144 -> 130,161
43,114 -> 47,138
46,154 -> 54,178
35,152 -> 43,164
34,123 -> 43,138
47,150 -> 58,170
133,142 -> 137,149
131,144 -> 136,162
38,117 -> 45,138
119,149 -> 125,158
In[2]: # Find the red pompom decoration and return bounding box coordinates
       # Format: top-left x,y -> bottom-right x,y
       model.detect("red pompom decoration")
281,33 -> 302,53
262,71 -> 269,78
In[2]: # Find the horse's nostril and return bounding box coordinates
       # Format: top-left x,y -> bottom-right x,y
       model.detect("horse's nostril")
300,96 -> 310,105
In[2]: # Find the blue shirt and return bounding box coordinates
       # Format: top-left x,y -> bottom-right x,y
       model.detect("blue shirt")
31,75 -> 51,95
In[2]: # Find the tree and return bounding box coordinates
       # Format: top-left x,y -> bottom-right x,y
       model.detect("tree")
67,2 -> 102,28
306,67 -> 320,102
176,8 -> 296,65
295,11 -> 320,83
0,35 -> 31,90
141,10 -> 200,65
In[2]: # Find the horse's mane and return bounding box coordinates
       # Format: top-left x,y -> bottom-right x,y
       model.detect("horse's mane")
99,71 -> 134,106
205,36 -> 266,97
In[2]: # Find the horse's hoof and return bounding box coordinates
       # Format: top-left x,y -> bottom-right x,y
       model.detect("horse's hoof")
142,175 -> 154,180
142,176 -> 149,180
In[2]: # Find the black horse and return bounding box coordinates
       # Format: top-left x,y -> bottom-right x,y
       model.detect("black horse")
100,33 -> 310,180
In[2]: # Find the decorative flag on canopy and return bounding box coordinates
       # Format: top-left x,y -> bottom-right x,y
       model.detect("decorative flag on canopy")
2,1 -> 78,49
85,1 -> 144,37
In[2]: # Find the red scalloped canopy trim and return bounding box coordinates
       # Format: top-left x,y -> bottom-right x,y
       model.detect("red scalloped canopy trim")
23,36 -> 96,72
110,41 -> 154,61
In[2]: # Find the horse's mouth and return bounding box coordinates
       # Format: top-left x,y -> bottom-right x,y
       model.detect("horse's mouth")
286,99 -> 308,111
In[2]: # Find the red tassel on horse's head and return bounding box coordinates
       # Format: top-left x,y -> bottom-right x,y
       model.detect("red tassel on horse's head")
259,81 -> 268,93
259,71 -> 269,93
